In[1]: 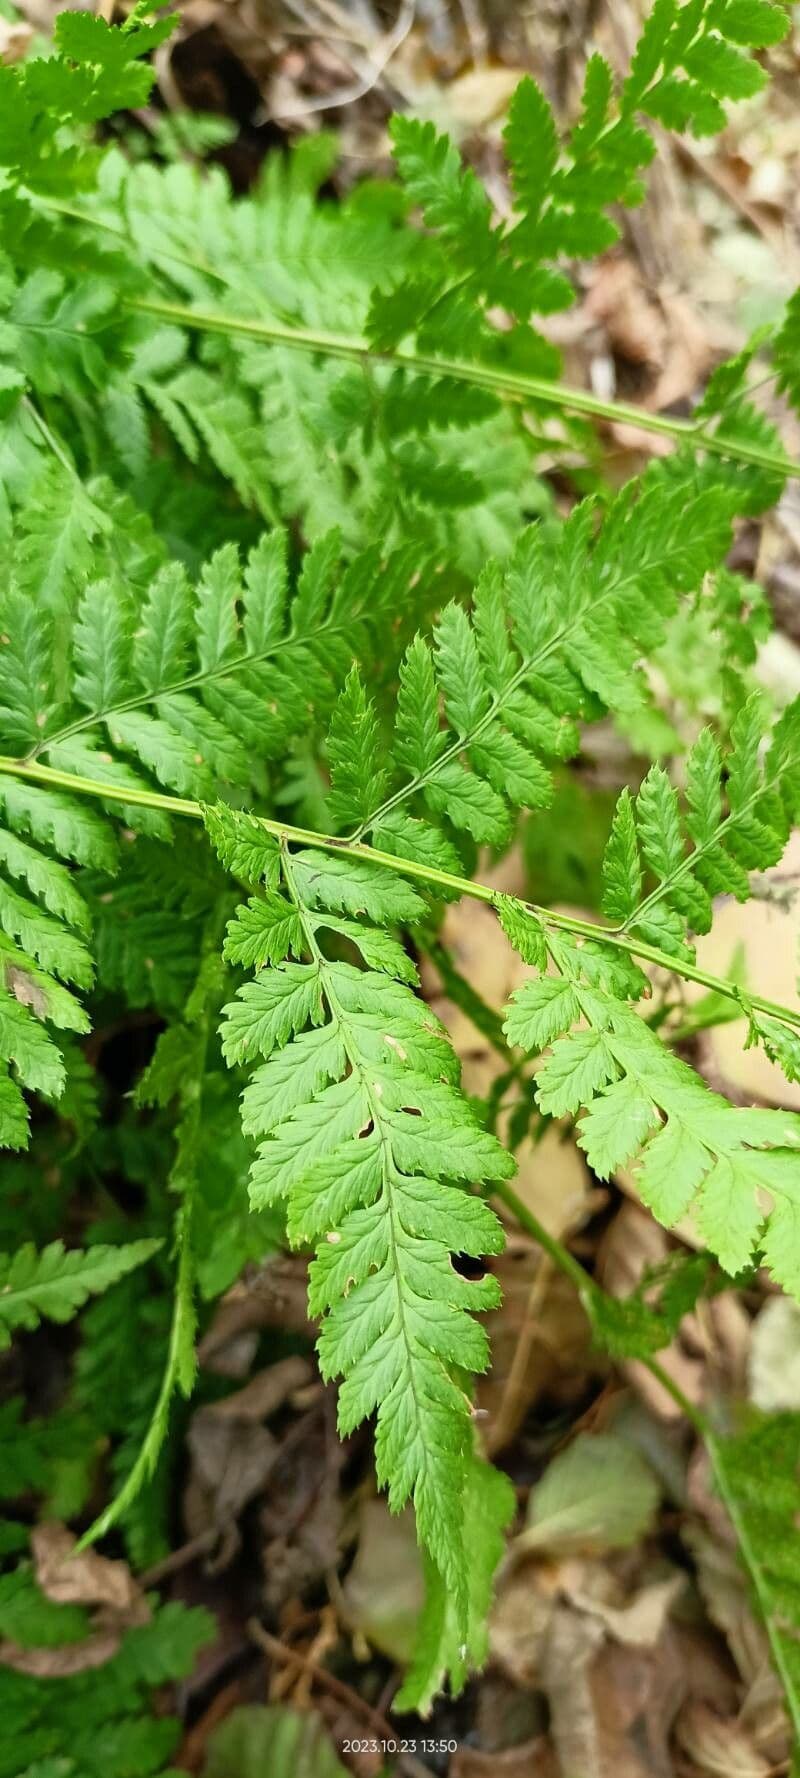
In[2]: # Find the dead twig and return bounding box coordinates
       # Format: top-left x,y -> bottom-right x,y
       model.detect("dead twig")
248,1618 -> 434,1778
138,1527 -> 219,1589
456,0 -> 489,67
486,1251 -> 555,1456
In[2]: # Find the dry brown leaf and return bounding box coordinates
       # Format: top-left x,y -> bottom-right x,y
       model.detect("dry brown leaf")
479,1249 -> 596,1449
757,626 -> 800,699
675,1700 -> 771,1775
187,1408 -> 277,1536
542,1606 -> 686,1778
586,258 -> 669,368
683,1519 -> 787,1749
489,1559 -> 556,1688
188,1413 -> 277,1533
540,1606 -> 609,1778
472,1672 -> 549,1761
32,1522 -> 146,1615
198,1255 -> 314,1374
452,1737 -> 558,1778
510,1122 -> 597,1240
423,65 -> 524,132
202,1357 -> 313,1423
673,1621 -> 742,1717
0,1523 -> 150,1677
5,963 -> 50,1018
186,1357 -> 314,1534
258,1398 -> 346,1612
583,258 -> 711,458
561,1565 -> 686,1649
749,1295 -> 800,1411
682,1520 -> 791,1763
0,1631 -> 122,1677
738,1662 -> 793,1767
597,1198 -> 670,1299
687,1290 -> 750,1394
490,1543 -> 684,1713
648,290 -> 713,412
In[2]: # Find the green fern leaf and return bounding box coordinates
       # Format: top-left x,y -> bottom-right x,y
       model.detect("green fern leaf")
215,831 -> 512,1640
597,697 -> 800,961
503,77 -> 559,222
321,473 -> 734,871
601,787 -> 642,921
327,670 -> 389,830
14,467 -> 108,617
505,911 -> 800,1297
222,893 -> 304,969
0,1569 -> 89,1648
0,1238 -> 160,1348
395,1454 -> 515,1713
203,803 -> 280,887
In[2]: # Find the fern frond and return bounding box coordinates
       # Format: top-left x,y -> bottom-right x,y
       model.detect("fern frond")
0,1238 -> 159,1349
55,142 -> 532,570
588,1251 -> 714,1359
623,0 -> 786,130
394,1454 -> 515,1713
0,3 -> 174,197
504,910 -> 800,1297
599,697 -> 800,958
368,0 -> 786,370
2,1 -> 786,573
0,1398 -> 85,1504
0,1567 -> 90,1649
156,367 -> 278,521
1,1 -> 799,1739
210,808 -> 511,1647
0,527 -> 416,1138
13,465 -> 110,620
11,526 -> 401,788
333,471 -> 734,866
1,1594 -> 213,1778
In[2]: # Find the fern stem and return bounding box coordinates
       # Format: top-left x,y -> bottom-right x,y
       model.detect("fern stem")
492,1178 -> 593,1301
75,925 -> 227,1551
494,1176 -> 711,1433
74,1195 -> 195,1551
128,296 -> 800,482
0,751 -> 796,1035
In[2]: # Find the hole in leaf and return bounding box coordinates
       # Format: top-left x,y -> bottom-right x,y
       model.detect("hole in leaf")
451,1252 -> 487,1281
